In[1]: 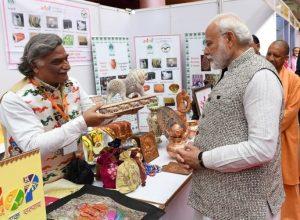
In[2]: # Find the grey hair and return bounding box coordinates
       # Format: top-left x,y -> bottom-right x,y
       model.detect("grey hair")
18,33 -> 62,77
210,13 -> 252,46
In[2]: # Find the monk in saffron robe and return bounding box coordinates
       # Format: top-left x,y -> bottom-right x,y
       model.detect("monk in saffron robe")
266,40 -> 300,220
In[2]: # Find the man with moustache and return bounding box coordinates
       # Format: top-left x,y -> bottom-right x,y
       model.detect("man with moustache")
266,40 -> 300,220
0,34 -> 115,183
176,14 -> 284,219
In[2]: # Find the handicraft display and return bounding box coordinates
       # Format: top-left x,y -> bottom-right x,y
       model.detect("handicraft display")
186,119 -> 199,139
116,150 -> 143,193
97,95 -> 157,116
132,132 -> 159,163
101,121 -> 133,142
165,123 -> 189,158
162,162 -> 192,175
157,107 -> 189,158
46,185 -> 165,219
146,101 -> 162,144
106,69 -> 147,103
96,147 -> 146,194
82,128 -> 111,165
157,107 -> 186,139
175,90 -> 192,124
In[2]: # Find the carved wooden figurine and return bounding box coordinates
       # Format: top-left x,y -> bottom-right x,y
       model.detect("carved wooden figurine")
175,90 -> 191,124
166,123 -> 189,158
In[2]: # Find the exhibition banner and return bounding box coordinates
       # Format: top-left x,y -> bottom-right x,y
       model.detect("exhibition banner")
0,149 -> 46,220
185,32 -> 219,96
1,0 -> 92,69
134,35 -> 182,131
91,36 -> 131,96
91,36 -> 138,133
0,126 -> 4,154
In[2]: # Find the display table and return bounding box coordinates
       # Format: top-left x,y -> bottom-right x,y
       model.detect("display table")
93,138 -> 195,219
44,138 -> 195,219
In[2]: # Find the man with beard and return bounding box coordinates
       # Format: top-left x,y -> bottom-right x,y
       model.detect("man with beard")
0,34 -> 115,183
176,14 -> 284,219
266,40 -> 300,220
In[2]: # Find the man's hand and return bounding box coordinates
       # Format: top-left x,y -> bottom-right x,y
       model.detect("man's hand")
175,142 -> 202,170
83,103 -> 116,127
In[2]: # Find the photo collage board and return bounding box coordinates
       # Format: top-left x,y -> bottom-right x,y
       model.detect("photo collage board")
134,35 -> 182,131
91,36 -> 138,133
1,0 -> 92,69
185,32 -> 220,96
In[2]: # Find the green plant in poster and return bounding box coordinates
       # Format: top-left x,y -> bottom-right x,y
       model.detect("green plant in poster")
63,35 -> 74,46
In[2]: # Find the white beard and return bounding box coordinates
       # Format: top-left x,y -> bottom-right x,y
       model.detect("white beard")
207,42 -> 231,70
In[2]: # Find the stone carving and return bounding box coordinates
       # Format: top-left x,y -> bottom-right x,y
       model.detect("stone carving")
106,69 -> 147,103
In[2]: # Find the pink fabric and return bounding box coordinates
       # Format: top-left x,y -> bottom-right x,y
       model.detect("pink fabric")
97,148 -> 125,189
284,60 -> 289,69
289,56 -> 297,72
97,152 -> 118,189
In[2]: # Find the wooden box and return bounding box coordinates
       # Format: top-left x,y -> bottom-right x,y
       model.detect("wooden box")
132,132 -> 159,163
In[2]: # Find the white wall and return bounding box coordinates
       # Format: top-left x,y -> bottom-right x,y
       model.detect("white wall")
0,3 -> 23,95
99,6 -> 130,35
170,2 -> 218,87
255,12 -> 277,56
223,0 -> 275,33
223,0 -> 276,56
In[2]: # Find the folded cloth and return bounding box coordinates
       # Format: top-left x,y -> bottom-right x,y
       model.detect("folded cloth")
43,178 -> 83,199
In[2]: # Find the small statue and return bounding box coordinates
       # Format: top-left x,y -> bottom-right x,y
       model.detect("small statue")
106,69 -> 147,103
147,101 -> 162,144
176,90 -> 191,124
166,123 -> 188,158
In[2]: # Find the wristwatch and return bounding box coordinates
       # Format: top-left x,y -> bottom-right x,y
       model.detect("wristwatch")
198,151 -> 205,168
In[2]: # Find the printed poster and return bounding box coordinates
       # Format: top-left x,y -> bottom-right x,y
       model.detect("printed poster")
0,149 -> 46,220
1,0 -> 92,69
0,126 -> 4,155
134,35 -> 182,131
91,36 -> 138,133
185,32 -> 219,96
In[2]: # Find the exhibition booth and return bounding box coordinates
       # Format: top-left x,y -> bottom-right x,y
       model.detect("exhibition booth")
0,0 -> 299,219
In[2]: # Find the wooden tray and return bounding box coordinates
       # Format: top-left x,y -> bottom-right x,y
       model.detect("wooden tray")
98,95 -> 157,116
